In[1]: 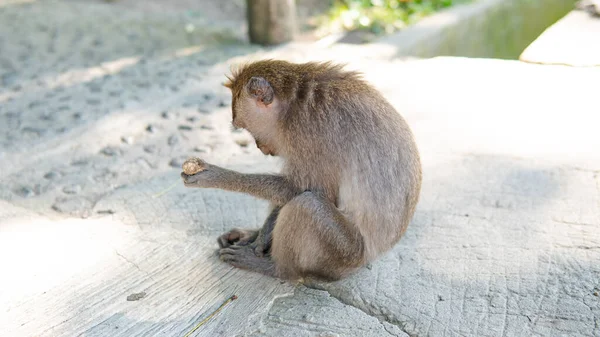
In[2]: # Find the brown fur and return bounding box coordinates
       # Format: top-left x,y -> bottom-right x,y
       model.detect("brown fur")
182,59 -> 422,282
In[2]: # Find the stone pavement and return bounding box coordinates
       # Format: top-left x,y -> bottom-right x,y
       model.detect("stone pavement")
1,1 -> 599,337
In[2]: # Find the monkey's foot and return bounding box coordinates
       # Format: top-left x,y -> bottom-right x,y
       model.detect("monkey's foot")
217,228 -> 259,248
248,237 -> 269,257
219,245 -> 276,277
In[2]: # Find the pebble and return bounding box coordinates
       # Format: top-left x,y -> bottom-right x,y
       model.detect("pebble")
1,72 -> 17,87
43,171 -> 62,180
167,135 -> 179,146
143,145 -> 157,153
100,146 -> 121,156
71,159 -> 88,166
135,81 -> 150,88
169,157 -> 186,168
39,112 -> 53,121
92,37 -> 104,47
22,126 -> 45,137
86,98 -> 101,105
15,186 -> 36,198
87,83 -> 102,93
161,111 -> 174,120
218,99 -> 230,107
193,146 -> 211,153
93,169 -> 118,183
178,125 -> 193,131
63,184 -> 82,195
182,98 -> 202,108
135,157 -> 155,169
121,136 -> 134,145
51,197 -> 93,218
198,107 -> 211,114
200,124 -> 214,130
146,124 -> 156,133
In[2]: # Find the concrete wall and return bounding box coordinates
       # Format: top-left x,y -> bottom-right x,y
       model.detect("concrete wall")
377,0 -> 577,60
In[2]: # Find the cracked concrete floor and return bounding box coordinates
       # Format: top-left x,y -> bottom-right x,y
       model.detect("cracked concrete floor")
1,1 -> 600,337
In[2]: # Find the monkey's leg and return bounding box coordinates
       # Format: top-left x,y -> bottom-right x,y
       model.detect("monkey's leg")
249,205 -> 281,256
219,191 -> 364,281
270,191 -> 365,281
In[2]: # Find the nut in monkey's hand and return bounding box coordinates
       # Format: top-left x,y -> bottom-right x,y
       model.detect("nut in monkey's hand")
182,157 -> 207,175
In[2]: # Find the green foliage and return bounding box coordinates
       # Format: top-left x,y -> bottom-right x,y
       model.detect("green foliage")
323,0 -> 469,35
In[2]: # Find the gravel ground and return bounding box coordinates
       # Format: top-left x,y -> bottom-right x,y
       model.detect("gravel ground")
0,0 -> 271,217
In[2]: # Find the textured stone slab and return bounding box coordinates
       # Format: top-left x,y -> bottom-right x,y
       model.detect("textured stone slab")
521,10 -> 600,67
249,287 -> 409,337
1,2 -> 599,333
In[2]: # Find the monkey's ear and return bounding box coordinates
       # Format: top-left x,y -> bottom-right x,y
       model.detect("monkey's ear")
246,77 -> 274,105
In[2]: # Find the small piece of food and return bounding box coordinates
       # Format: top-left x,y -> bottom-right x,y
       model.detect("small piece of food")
182,157 -> 206,175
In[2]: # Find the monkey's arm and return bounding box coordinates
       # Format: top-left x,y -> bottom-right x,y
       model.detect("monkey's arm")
181,164 -> 300,206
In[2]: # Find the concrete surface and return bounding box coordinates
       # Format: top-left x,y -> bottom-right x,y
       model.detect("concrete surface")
520,10 -> 600,67
1,1 -> 599,337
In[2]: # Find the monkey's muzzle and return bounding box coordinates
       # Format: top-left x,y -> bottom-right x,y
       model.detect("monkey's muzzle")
255,140 -> 276,156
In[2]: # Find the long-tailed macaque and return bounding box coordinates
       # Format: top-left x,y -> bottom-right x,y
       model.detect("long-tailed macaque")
181,60 -> 422,281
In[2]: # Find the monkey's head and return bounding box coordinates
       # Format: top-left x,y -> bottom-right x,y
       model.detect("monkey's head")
224,63 -> 283,157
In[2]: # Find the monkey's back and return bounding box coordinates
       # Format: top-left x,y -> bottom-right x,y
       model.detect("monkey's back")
335,94 -> 422,262
277,63 -> 422,262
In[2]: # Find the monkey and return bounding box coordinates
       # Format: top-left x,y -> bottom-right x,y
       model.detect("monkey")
181,60 -> 422,282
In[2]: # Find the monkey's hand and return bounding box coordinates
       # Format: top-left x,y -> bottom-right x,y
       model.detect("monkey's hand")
180,159 -> 227,189
182,162 -> 300,205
